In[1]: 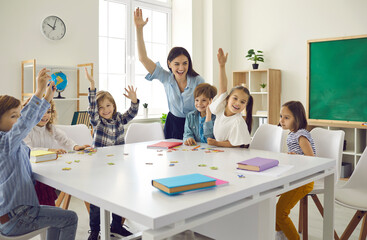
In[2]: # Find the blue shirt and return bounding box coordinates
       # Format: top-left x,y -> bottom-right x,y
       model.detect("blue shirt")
287,129 -> 316,155
0,96 -> 50,216
145,62 -> 205,118
183,110 -> 216,143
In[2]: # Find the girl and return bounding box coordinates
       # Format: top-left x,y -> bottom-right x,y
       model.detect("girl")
276,101 -> 316,240
0,68 -> 78,239
207,48 -> 253,147
134,7 -> 205,140
183,83 -> 217,146
85,68 -> 138,240
24,100 -> 90,206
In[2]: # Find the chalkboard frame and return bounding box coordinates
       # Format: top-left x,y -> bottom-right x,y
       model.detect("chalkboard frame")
307,34 -> 367,129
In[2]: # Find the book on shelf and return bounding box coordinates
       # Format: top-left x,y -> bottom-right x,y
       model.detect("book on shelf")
237,157 -> 279,172
30,150 -> 58,163
152,173 -> 217,195
147,141 -> 182,149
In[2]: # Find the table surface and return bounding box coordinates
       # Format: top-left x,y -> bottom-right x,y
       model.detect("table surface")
32,141 -> 335,230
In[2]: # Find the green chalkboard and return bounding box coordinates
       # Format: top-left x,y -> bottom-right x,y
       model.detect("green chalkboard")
308,36 -> 367,124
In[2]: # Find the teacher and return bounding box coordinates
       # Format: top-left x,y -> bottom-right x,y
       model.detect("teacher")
134,7 -> 205,139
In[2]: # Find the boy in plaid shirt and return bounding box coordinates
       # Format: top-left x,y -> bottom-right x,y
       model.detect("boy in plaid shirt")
85,68 -> 139,239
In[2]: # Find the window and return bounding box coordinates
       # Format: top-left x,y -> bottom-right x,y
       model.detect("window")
99,0 -> 171,115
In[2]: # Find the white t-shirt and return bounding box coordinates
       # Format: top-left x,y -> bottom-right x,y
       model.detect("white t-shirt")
209,92 -> 251,146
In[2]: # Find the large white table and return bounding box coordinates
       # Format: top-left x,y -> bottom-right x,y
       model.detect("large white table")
32,141 -> 335,240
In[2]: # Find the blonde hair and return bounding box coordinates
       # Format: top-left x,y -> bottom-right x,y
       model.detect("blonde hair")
96,91 -> 116,116
22,98 -> 57,132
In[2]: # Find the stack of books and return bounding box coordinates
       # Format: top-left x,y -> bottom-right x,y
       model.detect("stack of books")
30,150 -> 58,163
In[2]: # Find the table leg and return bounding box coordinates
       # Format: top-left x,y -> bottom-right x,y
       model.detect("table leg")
100,208 -> 110,240
323,172 -> 335,240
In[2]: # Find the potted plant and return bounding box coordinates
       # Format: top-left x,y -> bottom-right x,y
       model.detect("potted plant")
143,103 -> 148,118
246,49 -> 264,69
160,113 -> 167,125
260,83 -> 267,92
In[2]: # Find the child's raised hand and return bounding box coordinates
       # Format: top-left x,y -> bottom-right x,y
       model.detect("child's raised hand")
84,67 -> 95,90
184,138 -> 197,146
35,68 -> 51,99
217,48 -> 228,67
123,85 -> 138,104
74,144 -> 91,151
134,7 -> 148,29
44,81 -> 56,102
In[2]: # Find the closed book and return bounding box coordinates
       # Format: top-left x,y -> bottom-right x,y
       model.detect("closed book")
237,157 -> 279,172
152,173 -> 216,195
147,141 -> 182,149
30,150 -> 58,163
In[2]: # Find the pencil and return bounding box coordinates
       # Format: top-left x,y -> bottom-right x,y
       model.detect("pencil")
192,145 -> 201,150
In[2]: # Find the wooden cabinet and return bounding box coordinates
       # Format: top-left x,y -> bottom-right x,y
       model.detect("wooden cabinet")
232,69 -> 281,135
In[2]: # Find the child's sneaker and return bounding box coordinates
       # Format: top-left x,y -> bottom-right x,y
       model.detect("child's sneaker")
87,230 -> 100,240
110,225 -> 133,237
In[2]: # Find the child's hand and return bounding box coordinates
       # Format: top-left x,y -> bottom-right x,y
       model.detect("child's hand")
49,148 -> 67,154
134,7 -> 148,30
123,85 -> 138,103
205,99 -> 213,122
74,144 -> 91,151
207,138 -> 217,146
35,68 -> 51,99
84,67 -> 95,90
44,81 -> 56,102
217,48 -> 228,67
184,138 -> 197,146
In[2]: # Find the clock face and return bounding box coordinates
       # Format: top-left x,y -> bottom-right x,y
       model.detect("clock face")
41,16 -> 66,40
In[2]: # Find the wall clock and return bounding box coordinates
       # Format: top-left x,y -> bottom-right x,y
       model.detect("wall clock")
41,15 -> 66,40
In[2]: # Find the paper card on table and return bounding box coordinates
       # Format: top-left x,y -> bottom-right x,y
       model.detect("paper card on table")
147,141 -> 183,149
30,150 -> 58,163
237,157 -> 279,172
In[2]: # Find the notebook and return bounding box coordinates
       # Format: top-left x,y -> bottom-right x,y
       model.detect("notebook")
30,150 -> 58,163
147,141 -> 183,149
237,157 -> 279,172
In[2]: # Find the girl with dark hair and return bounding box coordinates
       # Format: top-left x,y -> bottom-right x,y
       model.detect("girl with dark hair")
134,8 -> 205,139
207,48 -> 253,147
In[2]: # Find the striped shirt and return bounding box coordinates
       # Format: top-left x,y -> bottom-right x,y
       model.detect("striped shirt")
287,129 -> 316,155
88,88 -> 139,147
0,96 -> 50,216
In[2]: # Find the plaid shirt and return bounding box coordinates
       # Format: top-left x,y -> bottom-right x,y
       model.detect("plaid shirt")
88,88 -> 139,147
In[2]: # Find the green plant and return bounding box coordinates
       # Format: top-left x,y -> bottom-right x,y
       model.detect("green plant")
246,49 -> 264,64
260,83 -> 267,88
160,113 -> 167,124
143,103 -> 148,108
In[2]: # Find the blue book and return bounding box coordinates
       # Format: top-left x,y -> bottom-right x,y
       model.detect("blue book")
152,173 -> 216,195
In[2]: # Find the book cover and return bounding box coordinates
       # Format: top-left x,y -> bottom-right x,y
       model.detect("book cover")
147,141 -> 182,149
30,150 -> 58,163
152,173 -> 216,195
204,175 -> 229,187
237,157 -> 279,172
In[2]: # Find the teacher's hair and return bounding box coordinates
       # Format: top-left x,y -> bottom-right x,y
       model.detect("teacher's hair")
167,47 -> 199,77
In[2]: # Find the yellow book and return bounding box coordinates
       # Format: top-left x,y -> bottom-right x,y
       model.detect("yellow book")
30,150 -> 58,163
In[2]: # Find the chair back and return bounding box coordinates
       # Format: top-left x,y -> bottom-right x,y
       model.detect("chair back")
342,146 -> 367,189
56,124 -> 93,146
310,127 -> 345,183
125,122 -> 165,144
250,124 -> 284,152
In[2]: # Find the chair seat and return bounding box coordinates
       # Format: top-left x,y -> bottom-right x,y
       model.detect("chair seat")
0,227 -> 48,240
308,179 -> 346,195
335,188 -> 367,211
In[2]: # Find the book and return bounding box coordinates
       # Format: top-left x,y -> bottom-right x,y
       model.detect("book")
147,141 -> 182,149
30,150 -> 58,163
152,173 -> 216,195
204,175 -> 229,187
237,157 -> 279,172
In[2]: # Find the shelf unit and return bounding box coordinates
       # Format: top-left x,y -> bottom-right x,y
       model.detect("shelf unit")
232,69 -> 281,135
21,59 -> 93,124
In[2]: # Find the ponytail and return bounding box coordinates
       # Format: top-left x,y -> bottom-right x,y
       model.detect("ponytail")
245,95 -> 253,134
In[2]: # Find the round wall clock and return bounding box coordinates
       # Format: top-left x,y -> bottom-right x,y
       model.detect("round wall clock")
41,15 -> 66,40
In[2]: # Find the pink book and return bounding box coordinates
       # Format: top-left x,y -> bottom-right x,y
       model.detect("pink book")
237,157 -> 279,172
204,175 -> 229,187
147,141 -> 183,149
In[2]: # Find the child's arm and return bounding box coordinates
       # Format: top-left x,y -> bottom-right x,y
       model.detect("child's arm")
85,67 -> 95,91
183,115 -> 196,146
299,136 -> 314,156
118,86 -> 139,124
207,138 -> 234,147
53,126 -> 90,152
134,7 -> 156,74
217,48 -> 229,95
85,68 -> 99,126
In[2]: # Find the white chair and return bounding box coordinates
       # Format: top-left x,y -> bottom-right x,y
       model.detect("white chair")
250,123 -> 284,152
298,127 -> 345,240
0,227 -> 48,240
56,124 -> 93,146
125,122 -> 165,144
334,146 -> 367,240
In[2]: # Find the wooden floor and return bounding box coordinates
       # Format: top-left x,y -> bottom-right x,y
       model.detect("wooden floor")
29,194 -> 362,240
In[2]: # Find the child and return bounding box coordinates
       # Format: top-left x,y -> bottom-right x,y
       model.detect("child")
24,100 -> 90,206
207,48 -> 253,147
276,101 -> 316,240
183,83 -> 217,145
0,68 -> 78,239
85,68 -> 139,239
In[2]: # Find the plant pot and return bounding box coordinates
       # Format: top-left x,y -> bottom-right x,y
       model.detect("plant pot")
252,64 -> 259,69
260,88 -> 266,92
143,108 -> 148,118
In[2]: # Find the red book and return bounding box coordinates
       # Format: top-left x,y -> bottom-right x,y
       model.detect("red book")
147,141 -> 183,149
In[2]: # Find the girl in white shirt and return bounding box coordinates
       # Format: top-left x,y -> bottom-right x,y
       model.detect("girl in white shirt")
208,48 -> 253,147
24,100 -> 89,205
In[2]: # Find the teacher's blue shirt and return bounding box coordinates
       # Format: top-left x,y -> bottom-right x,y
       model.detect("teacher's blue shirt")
145,62 -> 205,118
